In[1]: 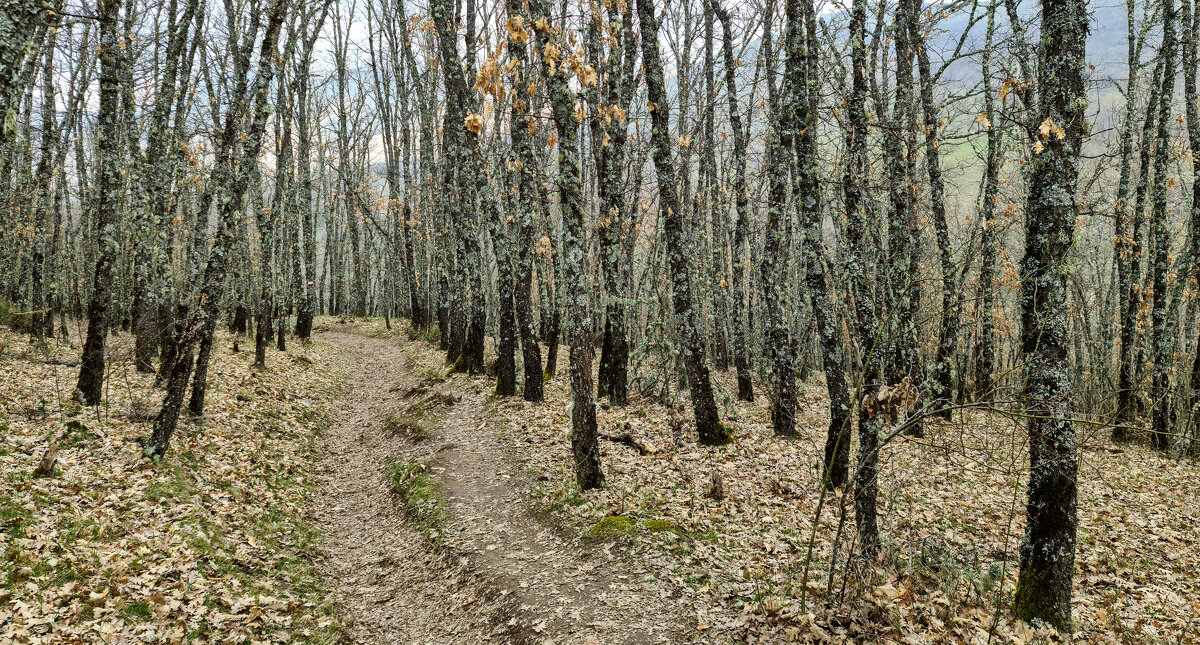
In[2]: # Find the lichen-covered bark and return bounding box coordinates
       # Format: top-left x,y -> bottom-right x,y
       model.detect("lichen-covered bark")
760,0 -> 797,438
711,0 -> 754,402
1110,0 -> 1144,434
912,7 -> 958,418
30,28 -> 55,342
975,0 -> 1000,400
293,3 -> 331,341
844,0 -> 880,559
530,0 -> 604,489
1012,0 -> 1086,630
1117,51 -> 1165,430
885,0 -> 923,437
1183,0 -> 1200,444
76,0 -> 123,406
0,0 -> 50,159
592,1 -> 635,407
637,0 -> 730,446
1149,0 -> 1178,451
784,0 -> 851,485
502,0 -> 543,403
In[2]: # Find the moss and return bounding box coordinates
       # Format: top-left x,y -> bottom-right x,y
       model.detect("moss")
642,519 -> 689,537
60,418 -> 94,446
1013,563 -> 1074,633
700,421 -> 735,446
450,354 -> 468,373
588,515 -> 637,538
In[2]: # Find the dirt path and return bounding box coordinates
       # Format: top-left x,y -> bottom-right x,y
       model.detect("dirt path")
311,327 -> 691,644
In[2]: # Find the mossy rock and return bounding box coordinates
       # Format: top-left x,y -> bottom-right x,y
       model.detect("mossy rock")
588,515 -> 637,538
641,519 -> 689,538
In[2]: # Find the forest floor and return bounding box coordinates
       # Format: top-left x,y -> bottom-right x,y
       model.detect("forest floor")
309,321 -> 689,644
3,316 -> 1200,644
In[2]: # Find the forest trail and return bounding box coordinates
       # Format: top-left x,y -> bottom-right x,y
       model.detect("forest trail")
311,326 -> 689,644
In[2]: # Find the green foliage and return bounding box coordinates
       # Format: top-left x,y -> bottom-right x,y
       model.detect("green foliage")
121,601 -> 153,621
144,465 -> 198,503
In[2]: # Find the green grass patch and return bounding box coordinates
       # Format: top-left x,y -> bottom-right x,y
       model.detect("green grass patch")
384,412 -> 432,440
145,464 -> 198,503
59,418 -> 95,447
386,460 -> 447,536
122,600 -> 152,621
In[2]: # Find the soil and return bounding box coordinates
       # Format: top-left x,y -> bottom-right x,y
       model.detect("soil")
311,327 -> 693,644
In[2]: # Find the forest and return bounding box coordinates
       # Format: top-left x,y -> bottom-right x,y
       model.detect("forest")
0,0 -> 1197,641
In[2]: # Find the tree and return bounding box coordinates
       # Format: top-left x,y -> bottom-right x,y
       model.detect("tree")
1149,0 -> 1178,451
75,0 -> 123,406
761,0 -> 797,438
1012,0 -> 1087,629
784,0 -> 851,486
885,0 -> 922,437
592,0 -> 636,406
530,0 -> 604,489
844,0 -> 880,559
637,0 -> 731,446
711,0 -> 754,402
975,0 -> 1002,400
145,0 -> 290,458
502,0 -> 545,403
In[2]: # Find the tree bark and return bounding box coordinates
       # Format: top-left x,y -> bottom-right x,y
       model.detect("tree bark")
844,0 -> 881,559
1012,0 -> 1086,630
637,0 -> 730,446
76,0 -> 123,406
531,0 -> 604,489
1149,0 -> 1178,451
712,0 -> 754,402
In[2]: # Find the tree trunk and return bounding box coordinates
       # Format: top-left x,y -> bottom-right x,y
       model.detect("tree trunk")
886,0 -> 923,437
844,0 -> 880,559
76,0 -> 123,406
713,0 -> 754,402
531,0 -> 604,489
913,7 -> 958,419
637,0 -> 730,446
1012,0 -> 1086,630
1149,1 -> 1178,451
761,0 -> 797,438
975,0 -> 1001,401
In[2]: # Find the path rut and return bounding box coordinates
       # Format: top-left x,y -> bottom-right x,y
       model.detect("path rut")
311,326 -> 691,644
